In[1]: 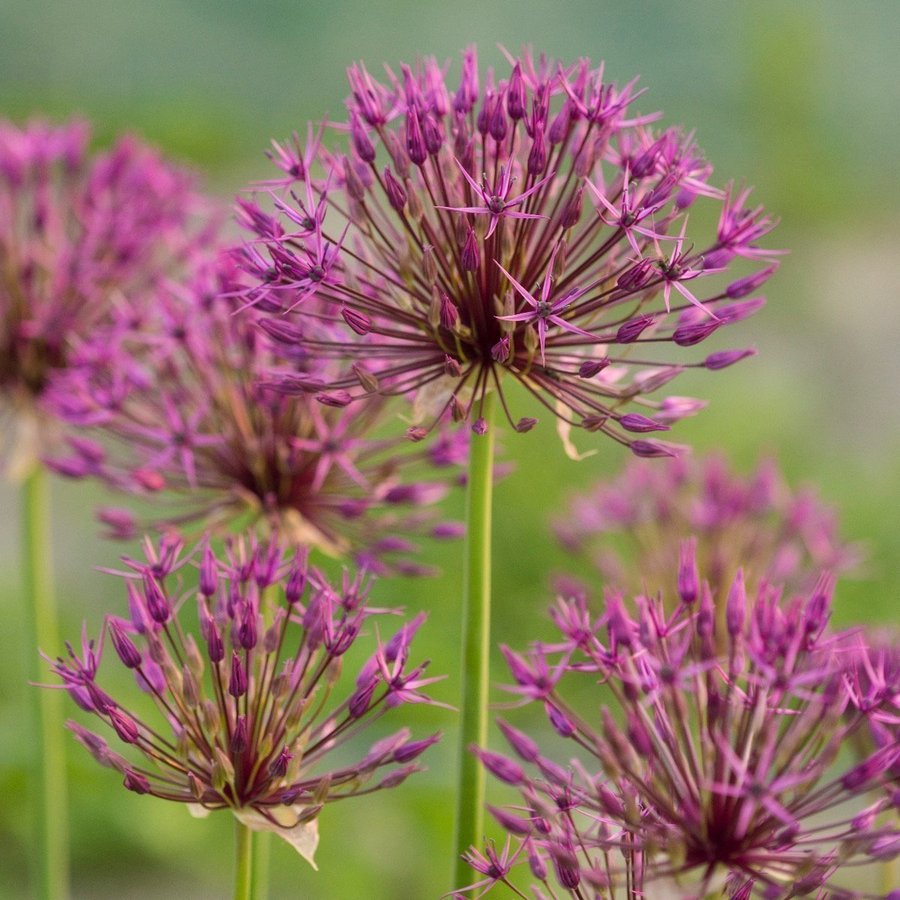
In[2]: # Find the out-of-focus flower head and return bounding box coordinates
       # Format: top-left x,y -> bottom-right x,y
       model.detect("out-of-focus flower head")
0,118 -> 214,478
555,453 -> 859,606
46,252 -> 464,575
46,533 -> 444,865
462,547 -> 898,898
234,47 -> 780,457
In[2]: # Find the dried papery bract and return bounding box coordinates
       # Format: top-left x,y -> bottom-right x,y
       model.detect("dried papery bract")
463,554 -> 899,898
46,253 -> 464,575
46,534 -> 444,864
0,118 -> 214,478
235,48 -> 780,455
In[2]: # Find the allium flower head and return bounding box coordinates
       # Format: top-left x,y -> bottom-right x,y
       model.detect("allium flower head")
466,551 -> 898,898
46,253 -> 462,575
0,118 -> 212,478
236,48 -> 779,455
555,453 -> 859,605
46,534 -> 444,864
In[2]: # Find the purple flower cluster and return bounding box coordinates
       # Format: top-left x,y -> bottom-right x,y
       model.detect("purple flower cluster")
463,548 -> 898,897
234,49 -> 780,453
0,119 -> 213,477
46,251 -> 463,574
555,453 -> 859,604
47,535 -> 443,863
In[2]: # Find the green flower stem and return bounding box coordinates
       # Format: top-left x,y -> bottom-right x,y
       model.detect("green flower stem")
22,465 -> 69,900
452,393 -> 495,893
234,820 -> 254,900
250,828 -> 270,900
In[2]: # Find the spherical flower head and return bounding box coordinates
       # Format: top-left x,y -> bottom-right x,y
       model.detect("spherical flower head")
45,533 -> 445,865
0,118 -> 215,479
465,569 -> 898,897
555,453 -> 859,612
45,251 -> 463,575
235,48 -> 780,456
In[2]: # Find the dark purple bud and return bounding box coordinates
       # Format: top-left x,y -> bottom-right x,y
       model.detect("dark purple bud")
560,186 -> 584,229
269,746 -> 292,778
514,417 -> 538,433
206,618 -> 225,664
123,770 -> 151,794
606,596 -> 633,648
393,732 -> 441,763
439,293 -> 460,330
349,678 -> 377,718
630,439 -> 679,459
350,114 -> 376,163
842,747 -> 900,792
383,167 -> 407,211
548,101 -> 570,144
726,569 -> 746,637
228,651 -> 248,698
230,715 -> 249,754
615,315 -> 654,344
678,538 -> 699,604
461,226 -> 479,271
491,335 -> 510,362
199,543 -> 218,598
472,417 -> 488,436
552,851 -> 581,890
472,746 -> 525,785
108,708 -> 140,744
705,348 -> 756,370
489,90 -> 508,141
673,318 -> 721,347
421,111 -> 443,155
142,574 -> 170,624
527,123 -> 547,175
507,64 -> 527,119
315,390 -> 353,408
497,719 -> 540,762
406,107 -> 428,166
620,414 -> 670,433
342,306 -> 372,335
443,354 -> 462,378
726,264 -> 777,299
342,156 -> 367,202
488,805 -> 531,835
237,604 -> 258,651
616,258 -> 654,291
546,703 -> 575,737
285,552 -> 308,605
108,619 -> 142,669
578,358 -> 610,378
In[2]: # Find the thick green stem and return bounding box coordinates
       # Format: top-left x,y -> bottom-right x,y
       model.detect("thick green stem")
234,820 -> 254,900
250,829 -> 270,900
22,466 -> 69,900
452,393 -> 495,893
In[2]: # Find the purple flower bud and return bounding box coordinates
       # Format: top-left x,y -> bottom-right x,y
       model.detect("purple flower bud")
514,417 -> 538,433
393,731 -> 441,763
578,358 -> 610,378
472,417 -> 487,436
546,702 -> 576,737
350,114 -> 376,163
472,746 -> 525,785
615,315 -> 654,344
726,569 -> 746,637
228,651 -> 248,698
142,574 -> 170,624
199,543 -> 218,598
383,167 -> 407,211
405,107 -> 428,166
123,770 -> 151,794
678,537 -> 699,604
673,318 -> 721,347
497,719 -> 541,762
439,293 -> 460,330
108,708 -> 140,744
108,619 -> 142,669
704,348 -> 756,370
629,439 -> 680,459
619,413 -> 670,434
461,226 -> 479,271
527,124 -> 547,175
726,264 -> 777,299
507,64 -> 527,120
231,714 -> 249,754
491,336 -> 510,362
342,306 -> 372,335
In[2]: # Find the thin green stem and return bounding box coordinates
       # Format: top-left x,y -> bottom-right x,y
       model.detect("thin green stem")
22,466 -> 69,900
250,828 -> 270,900
234,820 -> 254,900
452,392 -> 495,894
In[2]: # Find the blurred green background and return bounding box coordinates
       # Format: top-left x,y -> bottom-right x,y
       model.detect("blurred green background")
1,1 -> 898,897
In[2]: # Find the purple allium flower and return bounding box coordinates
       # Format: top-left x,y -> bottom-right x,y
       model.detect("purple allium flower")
45,252 -> 462,575
555,453 -> 859,607
466,560 -> 898,898
234,48 -> 780,454
46,534 -> 444,865
0,118 -> 213,479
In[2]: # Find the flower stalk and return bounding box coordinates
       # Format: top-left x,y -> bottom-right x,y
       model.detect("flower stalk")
453,393 -> 495,892
22,466 -> 69,900
234,819 -> 254,900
